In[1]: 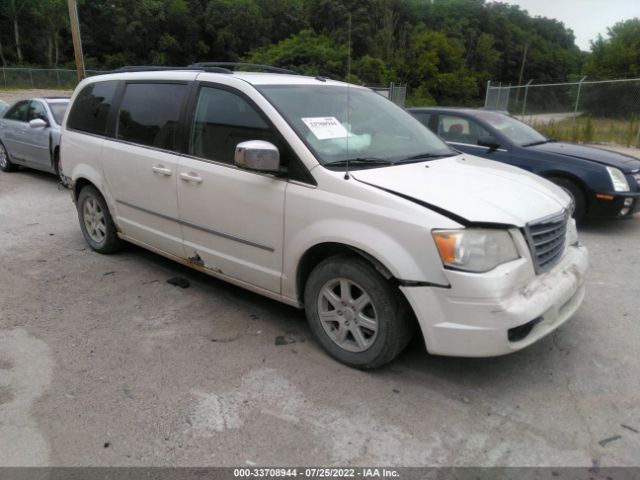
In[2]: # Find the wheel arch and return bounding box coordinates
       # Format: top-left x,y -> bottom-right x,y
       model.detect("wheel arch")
541,170 -> 591,211
296,242 -> 395,305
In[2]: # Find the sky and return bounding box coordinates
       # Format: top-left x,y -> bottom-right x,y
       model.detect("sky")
494,0 -> 640,51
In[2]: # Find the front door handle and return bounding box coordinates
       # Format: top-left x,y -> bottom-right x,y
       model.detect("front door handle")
152,164 -> 172,176
179,172 -> 203,184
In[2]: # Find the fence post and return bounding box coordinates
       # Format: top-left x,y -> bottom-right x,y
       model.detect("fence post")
56,69 -> 60,89
484,80 -> 491,108
635,122 -> 640,148
572,76 -> 587,134
29,69 -> 34,88
521,79 -> 533,119
2,68 -> 5,89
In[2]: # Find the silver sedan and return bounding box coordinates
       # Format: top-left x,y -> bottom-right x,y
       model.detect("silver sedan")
0,97 -> 69,183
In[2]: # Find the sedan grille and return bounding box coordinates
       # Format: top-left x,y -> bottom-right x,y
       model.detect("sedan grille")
524,211 -> 568,274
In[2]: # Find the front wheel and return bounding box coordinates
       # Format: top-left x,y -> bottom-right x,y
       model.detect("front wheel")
304,255 -> 413,369
549,177 -> 587,223
0,141 -> 17,172
77,185 -> 123,253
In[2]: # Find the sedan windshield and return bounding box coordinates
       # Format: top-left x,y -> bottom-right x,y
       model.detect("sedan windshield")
257,85 -> 454,166
47,101 -> 69,125
475,111 -> 548,146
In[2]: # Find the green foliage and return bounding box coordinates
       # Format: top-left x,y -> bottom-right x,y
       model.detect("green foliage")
245,29 -> 348,78
0,0 -> 632,109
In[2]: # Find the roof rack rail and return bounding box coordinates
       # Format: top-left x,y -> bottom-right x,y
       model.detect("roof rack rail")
190,62 -> 299,75
110,66 -> 186,73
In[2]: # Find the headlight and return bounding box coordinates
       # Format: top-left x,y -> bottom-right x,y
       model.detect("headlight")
606,166 -> 629,192
432,229 -> 520,273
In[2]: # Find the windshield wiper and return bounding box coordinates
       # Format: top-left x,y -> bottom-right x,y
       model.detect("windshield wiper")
324,157 -> 394,167
395,152 -> 454,163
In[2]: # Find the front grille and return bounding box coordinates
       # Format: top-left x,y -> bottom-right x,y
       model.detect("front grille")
524,211 -> 568,274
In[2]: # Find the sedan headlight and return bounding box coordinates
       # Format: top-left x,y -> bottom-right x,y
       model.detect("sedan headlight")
432,229 -> 520,273
606,166 -> 630,192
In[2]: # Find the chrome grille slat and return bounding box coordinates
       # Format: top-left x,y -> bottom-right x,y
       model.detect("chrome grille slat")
524,211 -> 568,274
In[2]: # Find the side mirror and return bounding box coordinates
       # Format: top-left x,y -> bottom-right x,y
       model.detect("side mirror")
477,135 -> 500,152
235,140 -> 280,173
29,118 -> 48,129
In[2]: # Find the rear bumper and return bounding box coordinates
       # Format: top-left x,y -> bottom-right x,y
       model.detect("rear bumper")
401,243 -> 588,357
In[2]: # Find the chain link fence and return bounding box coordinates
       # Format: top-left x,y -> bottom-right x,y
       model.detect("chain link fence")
485,78 -> 640,147
0,67 -> 105,90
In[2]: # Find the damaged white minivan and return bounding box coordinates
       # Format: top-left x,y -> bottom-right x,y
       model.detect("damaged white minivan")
61,66 -> 588,369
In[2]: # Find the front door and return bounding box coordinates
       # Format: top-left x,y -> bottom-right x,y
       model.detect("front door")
436,113 -> 512,164
101,81 -> 189,258
0,100 -> 30,161
22,100 -> 52,169
177,84 -> 286,293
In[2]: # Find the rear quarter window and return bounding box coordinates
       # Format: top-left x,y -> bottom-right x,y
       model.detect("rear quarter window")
67,81 -> 118,135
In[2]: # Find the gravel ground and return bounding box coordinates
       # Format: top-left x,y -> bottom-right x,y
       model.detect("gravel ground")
1,167 -> 639,468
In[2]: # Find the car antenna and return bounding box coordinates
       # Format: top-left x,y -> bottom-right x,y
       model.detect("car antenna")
344,13 -> 352,181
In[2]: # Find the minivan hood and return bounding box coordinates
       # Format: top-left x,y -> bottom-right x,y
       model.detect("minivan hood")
352,154 -> 570,226
527,142 -> 640,172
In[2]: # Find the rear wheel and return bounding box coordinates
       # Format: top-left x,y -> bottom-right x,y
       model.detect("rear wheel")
0,141 -> 17,172
77,185 -> 123,253
549,177 -> 587,223
304,254 -> 413,369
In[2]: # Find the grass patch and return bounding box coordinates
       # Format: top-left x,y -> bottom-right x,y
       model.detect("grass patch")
529,116 -> 640,147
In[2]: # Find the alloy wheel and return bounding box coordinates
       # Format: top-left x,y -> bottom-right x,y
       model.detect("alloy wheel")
317,278 -> 379,353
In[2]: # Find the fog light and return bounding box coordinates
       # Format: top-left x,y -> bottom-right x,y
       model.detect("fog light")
624,198 -> 633,207
620,207 -> 630,215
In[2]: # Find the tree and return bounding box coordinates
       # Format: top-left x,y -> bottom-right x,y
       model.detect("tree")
245,29 -> 348,78
583,18 -> 640,79
0,0 -> 31,63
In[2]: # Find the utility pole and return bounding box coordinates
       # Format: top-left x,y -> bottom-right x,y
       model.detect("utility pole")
515,42 -> 528,105
67,0 -> 85,81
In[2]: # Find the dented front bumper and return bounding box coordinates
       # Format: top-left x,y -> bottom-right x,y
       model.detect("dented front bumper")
401,243 -> 589,357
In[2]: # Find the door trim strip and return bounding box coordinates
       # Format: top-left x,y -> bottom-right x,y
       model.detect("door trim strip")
116,199 -> 275,252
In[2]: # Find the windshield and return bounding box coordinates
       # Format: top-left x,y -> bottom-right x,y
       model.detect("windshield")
47,101 -> 69,125
475,111 -> 547,146
257,85 -> 454,166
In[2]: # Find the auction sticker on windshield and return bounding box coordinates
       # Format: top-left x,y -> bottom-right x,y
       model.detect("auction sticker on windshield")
302,116 -> 351,140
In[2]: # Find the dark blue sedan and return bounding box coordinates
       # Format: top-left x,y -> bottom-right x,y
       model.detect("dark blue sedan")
408,107 -> 640,221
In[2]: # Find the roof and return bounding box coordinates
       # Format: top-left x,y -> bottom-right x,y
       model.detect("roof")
83,68 -> 356,89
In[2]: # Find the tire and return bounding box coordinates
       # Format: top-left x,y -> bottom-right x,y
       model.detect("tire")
549,177 -> 587,223
54,151 -> 67,186
77,185 -> 123,253
303,254 -> 413,369
0,141 -> 17,172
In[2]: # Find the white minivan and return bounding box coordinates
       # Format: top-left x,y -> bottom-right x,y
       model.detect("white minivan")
61,66 -> 588,369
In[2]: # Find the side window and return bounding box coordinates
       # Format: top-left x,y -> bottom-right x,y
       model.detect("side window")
4,101 -> 29,122
412,112 -> 432,130
27,101 -> 48,122
190,86 -> 272,165
437,115 -> 490,145
117,83 -> 186,151
67,81 -> 118,135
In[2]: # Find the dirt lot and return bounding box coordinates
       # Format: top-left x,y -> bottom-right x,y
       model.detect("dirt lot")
1,169 -> 640,468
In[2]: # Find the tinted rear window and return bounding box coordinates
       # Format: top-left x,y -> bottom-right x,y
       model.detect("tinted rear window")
117,83 -> 186,151
67,81 -> 118,135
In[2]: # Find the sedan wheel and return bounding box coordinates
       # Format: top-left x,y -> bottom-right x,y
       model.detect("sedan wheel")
0,142 -> 16,172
